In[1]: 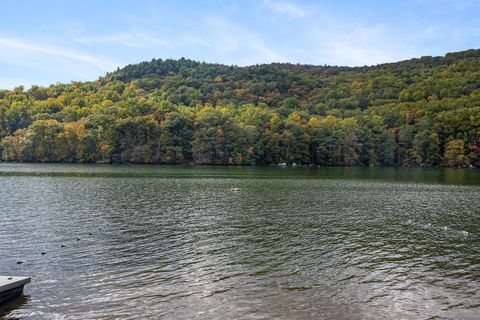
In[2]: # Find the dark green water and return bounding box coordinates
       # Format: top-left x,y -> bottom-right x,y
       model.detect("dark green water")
0,164 -> 479,319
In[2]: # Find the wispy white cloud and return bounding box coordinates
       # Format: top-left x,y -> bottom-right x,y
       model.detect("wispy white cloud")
268,4 -> 428,66
0,35 -> 119,88
192,8 -> 418,67
0,35 -> 116,72
73,32 -> 174,49
411,0 -> 480,10
204,18 -> 240,54
262,0 -> 306,18
317,24 -> 405,66
182,36 -> 211,48
1,0 -> 477,89
249,40 -> 288,64
203,17 -> 290,65
0,76 -> 25,90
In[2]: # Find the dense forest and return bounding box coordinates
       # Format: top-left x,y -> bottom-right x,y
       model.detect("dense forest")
0,49 -> 479,167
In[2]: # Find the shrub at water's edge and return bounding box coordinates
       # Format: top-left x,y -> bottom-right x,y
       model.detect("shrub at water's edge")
0,50 -> 479,167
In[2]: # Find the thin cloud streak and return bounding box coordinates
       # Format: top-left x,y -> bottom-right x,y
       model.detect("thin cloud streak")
203,17 -> 290,65
0,35 -> 116,71
0,77 -> 26,90
73,32 -> 174,49
1,1 -> 478,89
262,0 -> 307,17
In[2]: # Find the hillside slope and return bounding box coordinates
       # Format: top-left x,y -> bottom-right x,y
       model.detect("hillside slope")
0,50 -> 479,166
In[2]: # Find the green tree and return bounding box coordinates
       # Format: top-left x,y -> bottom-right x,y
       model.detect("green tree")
444,139 -> 466,167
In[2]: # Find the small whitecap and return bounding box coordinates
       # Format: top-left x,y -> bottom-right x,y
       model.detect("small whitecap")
424,223 -> 432,229
458,230 -> 469,237
441,226 -> 448,231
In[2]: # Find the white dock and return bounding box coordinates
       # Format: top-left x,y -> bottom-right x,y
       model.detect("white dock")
0,276 -> 30,304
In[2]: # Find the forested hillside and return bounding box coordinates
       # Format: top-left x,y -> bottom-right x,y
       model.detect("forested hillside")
1,49 -> 479,167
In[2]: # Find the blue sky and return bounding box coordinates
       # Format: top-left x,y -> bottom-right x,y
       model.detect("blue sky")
1,0 -> 479,89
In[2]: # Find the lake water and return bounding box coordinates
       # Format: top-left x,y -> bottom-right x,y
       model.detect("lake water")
0,164 -> 479,319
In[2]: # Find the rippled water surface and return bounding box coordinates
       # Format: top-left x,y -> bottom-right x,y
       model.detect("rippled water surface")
1,164 -> 479,319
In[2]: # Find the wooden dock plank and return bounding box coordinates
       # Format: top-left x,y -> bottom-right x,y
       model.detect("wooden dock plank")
0,276 -> 30,304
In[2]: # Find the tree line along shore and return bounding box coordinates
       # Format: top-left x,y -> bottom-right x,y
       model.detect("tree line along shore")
0,50 -> 479,167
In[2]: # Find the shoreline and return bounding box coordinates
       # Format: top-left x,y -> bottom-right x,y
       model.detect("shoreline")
0,160 -> 477,169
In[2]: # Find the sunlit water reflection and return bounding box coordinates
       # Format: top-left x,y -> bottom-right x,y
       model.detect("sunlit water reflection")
1,164 -> 479,319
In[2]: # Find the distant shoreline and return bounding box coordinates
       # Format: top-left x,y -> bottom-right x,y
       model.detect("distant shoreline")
0,160 -> 477,169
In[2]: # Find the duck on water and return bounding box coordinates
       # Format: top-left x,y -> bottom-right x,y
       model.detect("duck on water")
0,276 -> 30,304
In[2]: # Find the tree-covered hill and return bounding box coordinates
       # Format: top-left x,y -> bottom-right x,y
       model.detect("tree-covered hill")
1,49 -> 479,167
